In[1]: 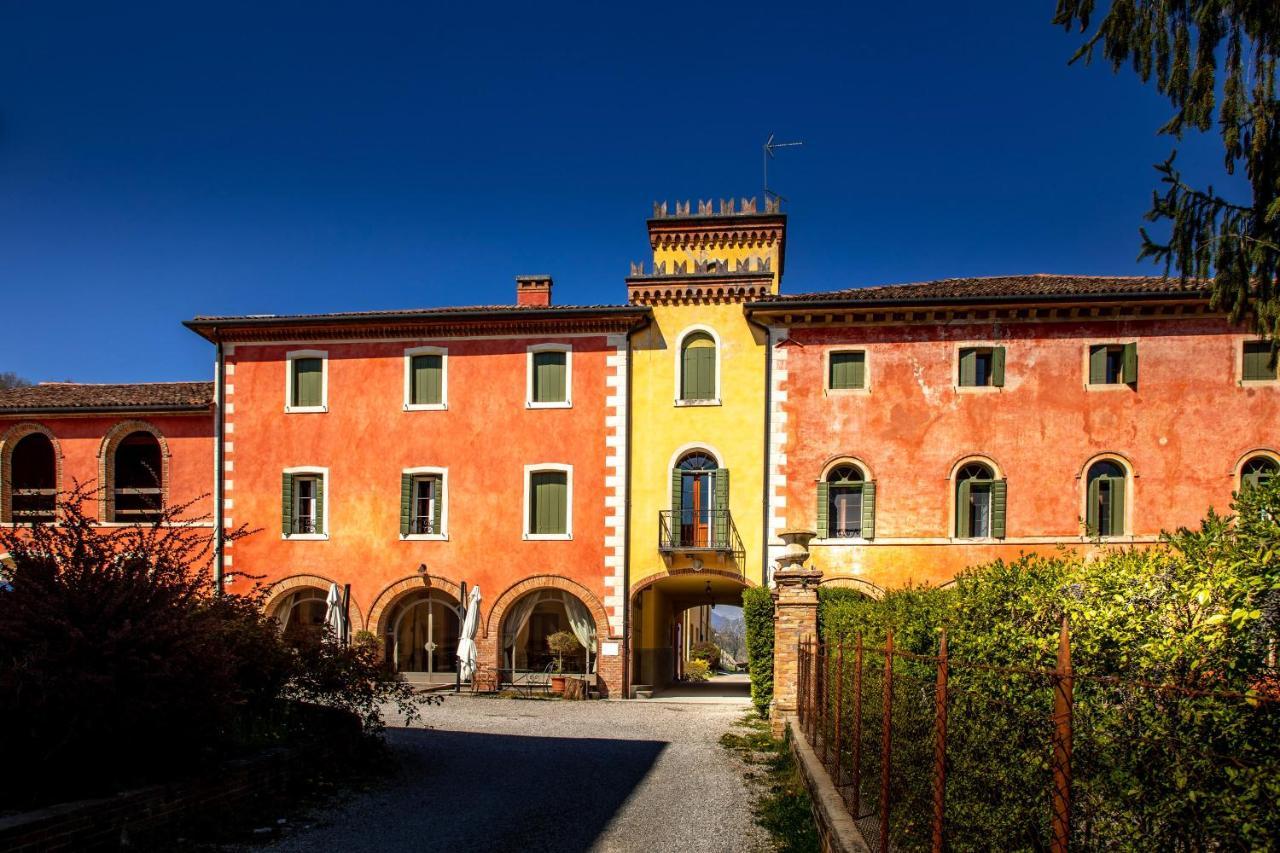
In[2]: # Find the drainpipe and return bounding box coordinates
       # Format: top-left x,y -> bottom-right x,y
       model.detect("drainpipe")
622,312 -> 652,699
214,333 -> 225,595
744,311 -> 773,587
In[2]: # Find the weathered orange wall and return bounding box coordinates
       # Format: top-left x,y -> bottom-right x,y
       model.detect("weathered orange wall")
0,413 -> 214,522
780,317 -> 1280,590
223,336 -> 614,640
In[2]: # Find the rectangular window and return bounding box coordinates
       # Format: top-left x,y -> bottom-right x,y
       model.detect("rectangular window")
828,351 -> 866,391
292,358 -> 324,407
294,476 -> 318,534
1242,341 -> 1277,381
1089,343 -> 1138,385
411,354 -> 444,405
412,476 -> 436,534
830,487 -> 863,537
958,347 -> 1004,387
529,470 -> 568,535
532,351 -> 567,404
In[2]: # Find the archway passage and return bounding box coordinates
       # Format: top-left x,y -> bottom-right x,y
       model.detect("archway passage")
112,431 -> 164,522
11,432 -> 57,523
497,588 -> 598,677
273,587 -> 329,646
383,589 -> 461,684
630,571 -> 751,700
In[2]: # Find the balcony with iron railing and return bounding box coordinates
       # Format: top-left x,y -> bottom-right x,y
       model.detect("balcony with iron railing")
658,509 -> 746,567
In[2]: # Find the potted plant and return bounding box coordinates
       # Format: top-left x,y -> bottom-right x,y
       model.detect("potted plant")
546,630 -> 579,694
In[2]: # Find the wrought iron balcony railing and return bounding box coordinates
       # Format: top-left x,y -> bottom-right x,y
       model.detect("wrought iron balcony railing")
658,509 -> 746,565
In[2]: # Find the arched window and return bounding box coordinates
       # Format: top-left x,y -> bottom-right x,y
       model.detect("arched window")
1241,455 -> 1279,491
385,590 -> 461,682
817,464 -> 877,539
671,451 -> 727,548
277,588 -> 329,646
11,432 -> 56,523
498,588 -> 596,675
955,462 -> 1005,539
1086,460 -> 1127,537
113,431 -> 164,523
680,331 -> 717,402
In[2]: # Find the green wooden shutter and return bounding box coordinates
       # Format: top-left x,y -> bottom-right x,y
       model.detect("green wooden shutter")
829,352 -> 865,390
1243,342 -> 1276,381
400,474 -> 412,536
1089,346 -> 1108,384
714,468 -> 729,548
1086,476 -> 1100,536
293,358 -> 323,407
1122,343 -> 1138,385
682,335 -> 716,400
282,473 -> 294,535
531,472 -> 566,534
861,480 -> 876,540
991,479 -> 1007,539
432,476 -> 443,534
533,352 -> 566,403
670,469 -> 683,546
992,347 -> 1006,387
1109,475 -> 1125,536
412,354 -> 443,405
959,349 -> 976,387
313,475 -> 325,535
956,479 -> 970,537
816,481 -> 830,538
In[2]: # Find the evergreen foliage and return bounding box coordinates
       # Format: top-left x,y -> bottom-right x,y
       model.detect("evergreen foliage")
743,586 -> 775,718
1054,1 -> 1280,340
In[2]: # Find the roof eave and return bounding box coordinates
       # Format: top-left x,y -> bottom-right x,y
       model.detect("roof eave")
0,404 -> 214,417
745,289 -> 1213,315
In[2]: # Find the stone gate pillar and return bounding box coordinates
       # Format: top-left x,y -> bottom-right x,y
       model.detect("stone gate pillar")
771,528 -> 821,737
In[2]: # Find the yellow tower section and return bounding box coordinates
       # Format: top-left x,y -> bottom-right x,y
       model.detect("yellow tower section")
625,197 -> 786,693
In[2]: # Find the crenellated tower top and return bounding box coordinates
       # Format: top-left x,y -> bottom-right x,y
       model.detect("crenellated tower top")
626,196 -> 787,305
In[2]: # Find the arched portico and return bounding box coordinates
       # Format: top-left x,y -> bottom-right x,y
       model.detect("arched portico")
263,573 -> 367,635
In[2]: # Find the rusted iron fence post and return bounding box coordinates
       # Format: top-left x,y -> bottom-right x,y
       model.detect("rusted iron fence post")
820,640 -> 828,765
931,628 -> 949,853
880,629 -> 894,853
852,633 -> 864,816
797,639 -> 806,734
833,638 -> 845,787
1050,617 -> 1073,853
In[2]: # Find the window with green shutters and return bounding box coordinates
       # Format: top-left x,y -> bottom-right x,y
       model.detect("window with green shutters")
958,347 -> 1005,388
290,356 -> 325,408
282,471 -> 324,536
828,351 -> 866,391
1242,341 -> 1277,381
528,469 -> 569,537
530,349 -> 569,405
817,463 -> 875,539
400,472 -> 444,536
410,354 -> 444,405
1088,343 -> 1138,386
1086,460 -> 1127,537
954,462 -> 1005,539
680,332 -> 717,401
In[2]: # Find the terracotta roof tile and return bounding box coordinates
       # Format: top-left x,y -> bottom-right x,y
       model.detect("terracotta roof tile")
0,382 -> 214,414
757,274 -> 1211,306
189,303 -> 641,323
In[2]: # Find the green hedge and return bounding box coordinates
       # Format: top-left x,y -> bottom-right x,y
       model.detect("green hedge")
742,586 -> 774,718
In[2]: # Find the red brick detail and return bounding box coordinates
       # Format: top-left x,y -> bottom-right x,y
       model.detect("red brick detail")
516,276 -> 553,307
0,422 -> 63,523
97,419 -> 171,522
262,573 -> 366,631
366,574 -> 463,636
816,576 -> 884,599
627,567 -> 756,599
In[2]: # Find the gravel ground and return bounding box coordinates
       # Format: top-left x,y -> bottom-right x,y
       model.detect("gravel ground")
259,695 -> 771,853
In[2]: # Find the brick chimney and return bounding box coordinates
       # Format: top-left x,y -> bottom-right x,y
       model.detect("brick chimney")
516,275 -> 553,307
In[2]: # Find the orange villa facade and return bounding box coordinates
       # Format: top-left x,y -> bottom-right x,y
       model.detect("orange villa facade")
1,200 -> 1277,697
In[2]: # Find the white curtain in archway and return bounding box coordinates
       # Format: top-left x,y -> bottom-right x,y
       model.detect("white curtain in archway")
561,592 -> 597,673
501,592 -> 543,668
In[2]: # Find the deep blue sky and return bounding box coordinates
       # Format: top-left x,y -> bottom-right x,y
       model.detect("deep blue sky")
0,2 -> 1233,383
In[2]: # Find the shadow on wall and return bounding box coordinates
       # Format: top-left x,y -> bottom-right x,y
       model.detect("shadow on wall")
358,729 -> 666,851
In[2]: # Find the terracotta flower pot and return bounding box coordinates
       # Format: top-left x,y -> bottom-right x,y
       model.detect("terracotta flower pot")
551,675 -> 566,694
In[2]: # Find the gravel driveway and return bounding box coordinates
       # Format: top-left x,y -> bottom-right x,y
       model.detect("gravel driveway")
261,695 -> 770,853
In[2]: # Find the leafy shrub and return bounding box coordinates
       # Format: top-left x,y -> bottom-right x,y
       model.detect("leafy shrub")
684,658 -> 711,681
743,586 -> 774,718
284,630 -> 429,734
689,640 -> 721,670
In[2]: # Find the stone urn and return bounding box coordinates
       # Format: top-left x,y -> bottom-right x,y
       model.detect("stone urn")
773,528 -> 821,585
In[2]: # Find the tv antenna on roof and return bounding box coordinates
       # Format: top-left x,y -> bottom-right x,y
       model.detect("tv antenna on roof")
763,133 -> 804,203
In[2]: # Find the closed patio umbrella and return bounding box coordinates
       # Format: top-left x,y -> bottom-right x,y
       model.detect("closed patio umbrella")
457,585 -> 482,681
324,582 -> 346,643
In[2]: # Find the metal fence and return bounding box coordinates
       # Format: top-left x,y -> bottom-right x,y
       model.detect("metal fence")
796,622 -> 1280,852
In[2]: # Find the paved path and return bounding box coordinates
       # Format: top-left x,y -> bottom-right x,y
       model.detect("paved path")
262,695 -> 770,853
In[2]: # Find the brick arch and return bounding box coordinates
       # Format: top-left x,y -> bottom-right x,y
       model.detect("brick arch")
818,576 -> 885,600
368,574 -> 463,637
263,573 -> 365,632
98,420 -> 171,522
0,422 -> 63,523
628,567 -> 755,601
484,574 -> 612,641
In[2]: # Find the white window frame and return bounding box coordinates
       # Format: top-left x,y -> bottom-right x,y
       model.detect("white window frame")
283,466 -> 329,541
1234,449 -> 1280,491
523,463 -> 573,540
403,346 -> 449,411
952,342 -> 1000,394
824,349 -> 871,396
401,465 -> 449,541
947,455 -> 1003,542
674,324 -> 722,406
1083,340 -> 1136,392
1078,453 -> 1135,541
813,457 -> 873,545
526,344 -> 573,409
285,350 -> 329,413
1236,336 -> 1280,387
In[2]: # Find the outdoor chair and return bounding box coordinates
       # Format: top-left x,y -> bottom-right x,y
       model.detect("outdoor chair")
470,662 -> 499,694
509,661 -> 556,698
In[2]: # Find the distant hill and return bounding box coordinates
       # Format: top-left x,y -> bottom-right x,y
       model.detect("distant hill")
711,609 -> 743,631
